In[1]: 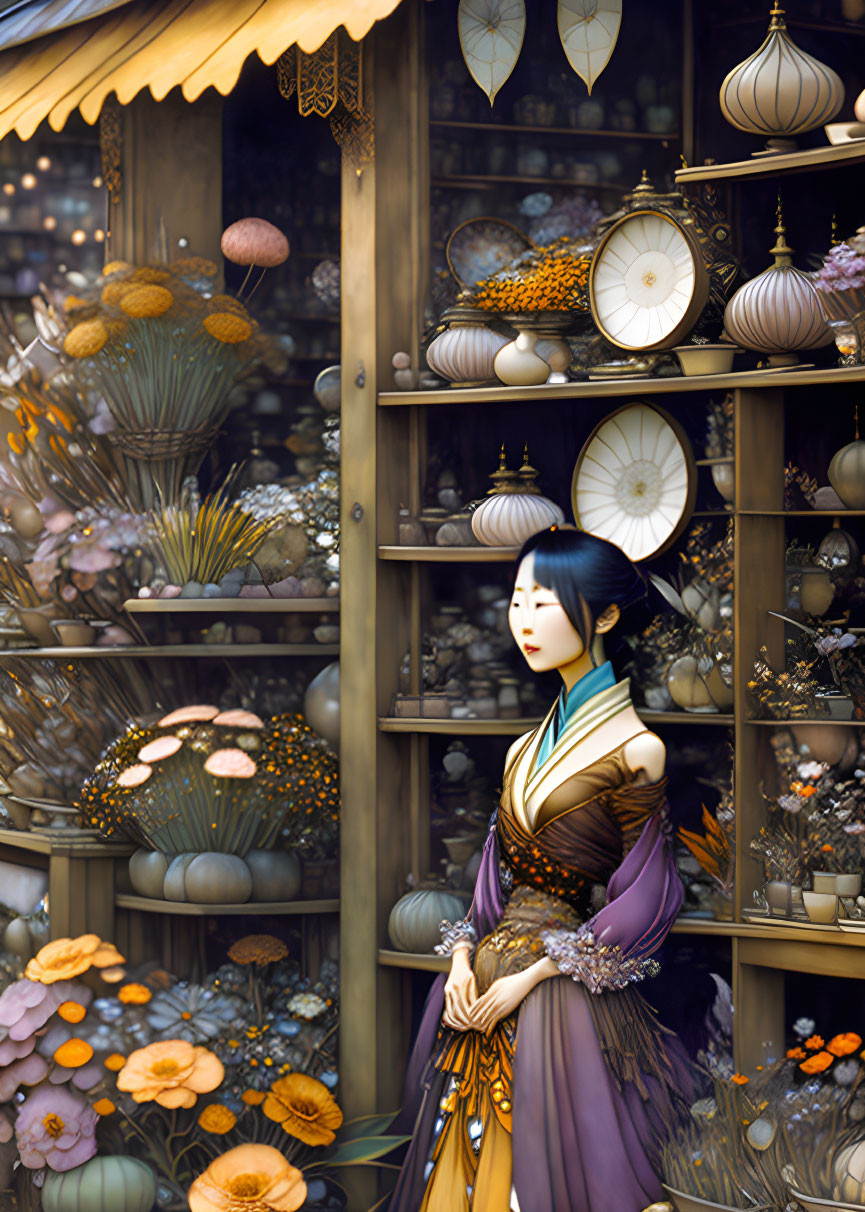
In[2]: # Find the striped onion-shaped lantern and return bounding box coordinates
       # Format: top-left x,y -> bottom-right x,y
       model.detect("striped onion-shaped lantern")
425,306 -> 509,387
720,4 -> 844,153
471,446 -> 564,547
723,210 -> 832,365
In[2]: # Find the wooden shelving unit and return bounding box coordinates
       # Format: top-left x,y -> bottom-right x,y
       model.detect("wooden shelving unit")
333,0 -> 865,1145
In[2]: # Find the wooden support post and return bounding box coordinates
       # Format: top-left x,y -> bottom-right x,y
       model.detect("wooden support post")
108,90 -> 223,265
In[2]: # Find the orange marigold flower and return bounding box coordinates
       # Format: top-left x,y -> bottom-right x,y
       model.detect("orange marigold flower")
203,311 -> 252,344
57,1001 -> 86,1024
188,1144 -> 306,1212
198,1103 -> 237,1134
53,1038 -> 94,1068
26,934 -> 124,984
104,1054 -> 127,1072
121,284 -> 174,319
786,1047 -> 806,1060
800,1050 -> 834,1075
828,1032 -> 862,1057
118,983 -> 152,1005
93,1098 -> 115,1116
102,260 -> 132,277
241,1089 -> 266,1106
821,844 -> 834,853
262,1073 -> 343,1146
227,935 -> 288,967
63,320 -> 107,359
731,1073 -> 749,1085
805,1035 -> 825,1051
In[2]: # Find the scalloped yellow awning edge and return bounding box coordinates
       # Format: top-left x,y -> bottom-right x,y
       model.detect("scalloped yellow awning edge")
0,0 -> 401,140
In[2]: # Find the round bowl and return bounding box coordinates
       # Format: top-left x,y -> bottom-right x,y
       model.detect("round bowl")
674,344 -> 740,376
803,890 -> 838,923
790,1188 -> 865,1212
824,121 -> 865,146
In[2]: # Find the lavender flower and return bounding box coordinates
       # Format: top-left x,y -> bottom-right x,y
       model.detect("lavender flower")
15,1086 -> 97,1171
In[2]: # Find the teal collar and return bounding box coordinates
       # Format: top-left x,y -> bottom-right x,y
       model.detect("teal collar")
534,661 -> 616,772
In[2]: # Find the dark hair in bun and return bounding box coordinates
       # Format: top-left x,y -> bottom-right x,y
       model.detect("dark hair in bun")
514,526 -> 646,652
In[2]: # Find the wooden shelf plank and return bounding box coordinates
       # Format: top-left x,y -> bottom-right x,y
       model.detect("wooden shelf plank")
379,921 -> 865,976
676,140 -> 865,183
431,174 -> 626,192
124,598 -> 339,614
379,365 -> 865,406
739,510 -> 865,517
429,119 -> 679,141
378,546 -> 520,562
747,718 -> 863,726
379,711 -> 734,734
0,827 -> 135,857
0,644 -> 340,659
115,894 -> 340,916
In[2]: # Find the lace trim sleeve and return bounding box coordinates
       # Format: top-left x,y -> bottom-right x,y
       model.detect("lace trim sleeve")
434,919 -> 478,958
541,923 -> 660,994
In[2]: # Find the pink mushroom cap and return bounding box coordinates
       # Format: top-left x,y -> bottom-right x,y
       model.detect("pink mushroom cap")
138,736 -> 183,763
157,705 -> 219,727
203,749 -> 257,778
221,218 -> 289,268
116,764 -> 152,788
213,710 -> 264,729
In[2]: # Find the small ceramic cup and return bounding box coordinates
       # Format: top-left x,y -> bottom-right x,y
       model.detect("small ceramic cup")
803,891 -> 838,924
835,873 -> 863,897
50,620 -> 96,647
812,871 -> 837,894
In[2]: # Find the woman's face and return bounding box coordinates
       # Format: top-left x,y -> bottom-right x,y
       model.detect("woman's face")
508,552 -> 585,675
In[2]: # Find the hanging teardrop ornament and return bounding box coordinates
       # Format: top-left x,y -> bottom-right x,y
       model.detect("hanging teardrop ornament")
558,0 -> 622,95
458,0 -> 526,105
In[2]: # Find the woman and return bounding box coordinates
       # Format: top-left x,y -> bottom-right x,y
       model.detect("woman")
391,526 -> 694,1212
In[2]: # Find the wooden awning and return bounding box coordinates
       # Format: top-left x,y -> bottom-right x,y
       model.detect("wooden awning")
0,0 -> 400,139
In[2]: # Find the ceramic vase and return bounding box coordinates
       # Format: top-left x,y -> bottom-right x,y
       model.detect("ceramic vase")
494,327 -> 550,387
719,4 -> 844,154
425,307 -> 509,387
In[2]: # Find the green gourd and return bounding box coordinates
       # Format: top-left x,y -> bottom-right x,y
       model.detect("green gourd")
41,1156 -> 156,1212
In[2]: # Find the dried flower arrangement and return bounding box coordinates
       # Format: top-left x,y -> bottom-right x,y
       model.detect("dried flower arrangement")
52,251 -> 287,509
78,707 -> 339,861
472,238 -> 592,313
747,642 -> 828,720
143,481 -> 284,595
753,728 -> 865,879
0,658 -> 155,809
625,520 -> 734,713
662,1024 -> 865,1209
678,792 -> 735,916
0,932 -> 403,1212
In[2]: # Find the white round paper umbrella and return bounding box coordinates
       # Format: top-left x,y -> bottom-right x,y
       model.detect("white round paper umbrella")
572,404 -> 696,562
589,209 -> 709,351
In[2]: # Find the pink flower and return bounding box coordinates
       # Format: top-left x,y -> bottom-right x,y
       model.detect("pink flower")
0,979 -> 90,1044
15,1085 -> 97,1171
0,1110 -> 12,1144
0,1054 -> 49,1101
68,545 -> 119,574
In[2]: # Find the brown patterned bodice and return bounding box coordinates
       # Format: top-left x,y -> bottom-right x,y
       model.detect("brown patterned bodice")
496,740 -> 668,916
